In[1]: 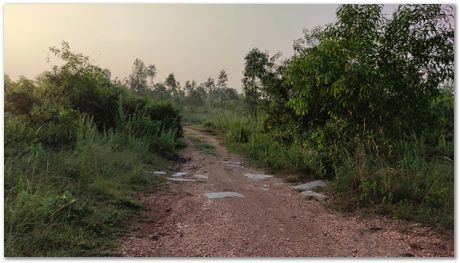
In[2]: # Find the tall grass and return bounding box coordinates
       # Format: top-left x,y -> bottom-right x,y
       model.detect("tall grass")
4,115 -> 171,256
332,138 -> 454,228
180,102 -> 247,126
204,113 -> 320,175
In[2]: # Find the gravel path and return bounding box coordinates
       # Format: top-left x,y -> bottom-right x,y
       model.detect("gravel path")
120,128 -> 454,257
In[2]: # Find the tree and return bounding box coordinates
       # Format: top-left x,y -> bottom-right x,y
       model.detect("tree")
146,64 -> 157,86
187,87 -> 206,107
217,70 -> 228,88
203,77 -> 216,94
184,80 -> 192,95
151,83 -> 171,101
165,73 -> 178,89
4,76 -> 39,115
214,70 -> 229,108
220,87 -> 239,108
184,80 -> 198,96
164,73 -> 184,104
48,41 -> 94,74
4,74 -> 13,94
279,4 -> 454,150
128,59 -> 147,94
242,48 -> 272,120
128,59 -> 156,95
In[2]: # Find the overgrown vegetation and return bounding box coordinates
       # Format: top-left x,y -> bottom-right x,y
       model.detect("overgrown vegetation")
4,43 -> 183,256
4,4 -> 454,256
203,5 -> 454,229
189,136 -> 217,156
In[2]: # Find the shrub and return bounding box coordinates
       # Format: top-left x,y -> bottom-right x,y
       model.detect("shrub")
4,42 -> 182,256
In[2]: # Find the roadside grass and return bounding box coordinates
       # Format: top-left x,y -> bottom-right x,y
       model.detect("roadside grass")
201,112 -> 314,178
197,111 -> 454,231
4,117 -> 173,256
189,135 -> 217,156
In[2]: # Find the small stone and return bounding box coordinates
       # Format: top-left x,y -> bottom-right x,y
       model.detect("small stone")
167,178 -> 196,182
171,172 -> 188,177
244,173 -> 273,181
223,161 -> 247,170
205,192 -> 245,199
193,174 -> 208,181
223,161 -> 243,165
293,180 -> 327,192
301,190 -> 327,201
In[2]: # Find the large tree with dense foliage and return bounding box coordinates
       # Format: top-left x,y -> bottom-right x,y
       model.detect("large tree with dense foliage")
292,5 -> 452,136
247,5 -> 454,151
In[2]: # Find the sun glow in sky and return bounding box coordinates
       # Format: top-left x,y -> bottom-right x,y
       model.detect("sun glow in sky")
4,4 -> 397,90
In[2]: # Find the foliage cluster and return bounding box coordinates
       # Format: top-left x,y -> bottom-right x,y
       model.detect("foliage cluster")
214,5 -> 454,228
4,43 -> 182,256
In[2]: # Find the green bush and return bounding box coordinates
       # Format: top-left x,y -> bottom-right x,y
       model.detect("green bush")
29,105 -> 81,149
119,94 -> 183,139
5,104 -> 80,150
4,43 -> 182,256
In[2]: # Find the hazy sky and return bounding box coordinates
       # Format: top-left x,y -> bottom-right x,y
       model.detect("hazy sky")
4,4 -> 396,90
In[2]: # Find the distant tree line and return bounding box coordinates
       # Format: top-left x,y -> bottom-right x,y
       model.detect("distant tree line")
124,59 -> 240,109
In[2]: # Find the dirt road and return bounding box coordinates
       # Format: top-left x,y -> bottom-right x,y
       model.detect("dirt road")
120,127 -> 453,257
